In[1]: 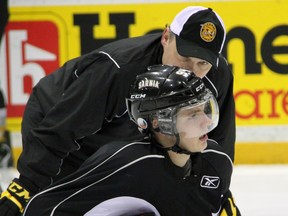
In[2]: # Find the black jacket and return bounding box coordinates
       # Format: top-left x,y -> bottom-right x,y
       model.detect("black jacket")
18,33 -> 235,192
23,140 -> 233,216
0,0 -> 9,43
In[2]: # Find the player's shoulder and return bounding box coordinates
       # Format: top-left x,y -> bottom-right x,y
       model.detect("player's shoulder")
101,140 -> 152,152
99,33 -> 161,52
201,140 -> 233,189
97,33 -> 162,64
99,140 -> 164,160
202,139 -> 233,169
80,140 -> 164,170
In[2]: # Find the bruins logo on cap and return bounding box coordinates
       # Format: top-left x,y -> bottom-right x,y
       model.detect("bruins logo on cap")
200,22 -> 216,42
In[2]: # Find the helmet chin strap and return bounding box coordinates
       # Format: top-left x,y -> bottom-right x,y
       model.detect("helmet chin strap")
164,133 -> 193,155
152,129 -> 193,155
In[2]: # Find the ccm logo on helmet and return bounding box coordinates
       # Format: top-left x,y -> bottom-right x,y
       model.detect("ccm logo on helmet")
131,94 -> 146,99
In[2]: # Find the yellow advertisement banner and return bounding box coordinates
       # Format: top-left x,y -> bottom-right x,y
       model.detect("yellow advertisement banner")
2,0 -> 288,163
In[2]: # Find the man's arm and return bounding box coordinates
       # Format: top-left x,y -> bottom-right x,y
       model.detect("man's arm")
18,53 -> 121,188
220,190 -> 242,216
205,55 -> 236,161
0,0 -> 9,43
0,52 -> 121,215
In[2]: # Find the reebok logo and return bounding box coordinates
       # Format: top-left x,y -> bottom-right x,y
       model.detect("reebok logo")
200,175 -> 220,189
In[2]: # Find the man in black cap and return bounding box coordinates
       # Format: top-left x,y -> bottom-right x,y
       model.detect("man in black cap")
0,0 -> 9,44
0,6 -> 238,216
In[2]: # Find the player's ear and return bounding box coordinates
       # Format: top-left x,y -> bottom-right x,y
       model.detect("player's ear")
161,26 -> 170,45
152,118 -> 159,129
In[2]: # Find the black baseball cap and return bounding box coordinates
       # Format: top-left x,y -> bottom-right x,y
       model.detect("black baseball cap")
170,6 -> 226,68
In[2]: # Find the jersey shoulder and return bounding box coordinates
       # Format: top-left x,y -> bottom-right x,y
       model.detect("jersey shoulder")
97,33 -> 162,65
80,140 -> 164,169
201,140 -> 233,189
202,140 -> 233,168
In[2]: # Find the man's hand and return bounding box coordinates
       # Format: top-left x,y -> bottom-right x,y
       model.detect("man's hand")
0,180 -> 31,216
0,196 -> 21,216
220,190 -> 241,216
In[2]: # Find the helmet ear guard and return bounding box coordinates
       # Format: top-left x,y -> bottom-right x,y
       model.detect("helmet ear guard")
155,108 -> 175,136
158,119 -> 174,135
128,108 -> 175,136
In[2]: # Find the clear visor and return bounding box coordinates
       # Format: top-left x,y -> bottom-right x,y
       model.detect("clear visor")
173,91 -> 219,138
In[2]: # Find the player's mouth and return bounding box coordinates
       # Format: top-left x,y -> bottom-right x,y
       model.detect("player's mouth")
199,134 -> 208,142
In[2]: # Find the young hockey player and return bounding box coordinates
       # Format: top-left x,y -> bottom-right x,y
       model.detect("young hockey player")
23,65 -> 240,216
